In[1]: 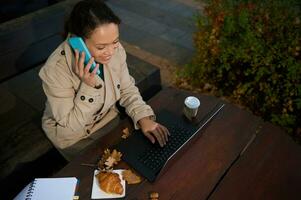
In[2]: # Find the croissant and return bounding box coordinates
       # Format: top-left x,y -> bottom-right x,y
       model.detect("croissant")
96,171 -> 123,195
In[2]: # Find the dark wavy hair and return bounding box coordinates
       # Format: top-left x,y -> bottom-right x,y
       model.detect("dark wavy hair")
64,0 -> 121,39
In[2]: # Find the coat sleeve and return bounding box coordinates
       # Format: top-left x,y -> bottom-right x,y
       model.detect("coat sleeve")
118,46 -> 155,129
39,60 -> 102,133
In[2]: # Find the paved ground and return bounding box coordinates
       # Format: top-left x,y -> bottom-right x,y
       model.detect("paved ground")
106,0 -> 203,86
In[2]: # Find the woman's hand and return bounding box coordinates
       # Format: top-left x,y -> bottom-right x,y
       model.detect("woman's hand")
138,117 -> 170,147
74,50 -> 99,87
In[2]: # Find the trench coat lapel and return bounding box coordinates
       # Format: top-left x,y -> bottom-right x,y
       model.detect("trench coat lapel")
101,61 -> 119,113
106,58 -> 120,99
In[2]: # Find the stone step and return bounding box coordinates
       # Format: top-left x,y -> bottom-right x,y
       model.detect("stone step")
127,53 -> 161,100
0,0 -> 83,82
1,66 -> 46,112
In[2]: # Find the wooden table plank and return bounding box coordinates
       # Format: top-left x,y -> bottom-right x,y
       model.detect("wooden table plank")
54,88 -> 263,200
209,122 -> 301,200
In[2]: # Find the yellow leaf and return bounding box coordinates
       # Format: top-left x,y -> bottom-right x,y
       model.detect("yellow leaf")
121,127 -> 130,139
105,156 -> 116,169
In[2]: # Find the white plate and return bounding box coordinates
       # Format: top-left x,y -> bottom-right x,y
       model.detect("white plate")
91,169 -> 126,199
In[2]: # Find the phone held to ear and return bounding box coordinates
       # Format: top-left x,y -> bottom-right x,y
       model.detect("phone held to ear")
68,37 -> 101,75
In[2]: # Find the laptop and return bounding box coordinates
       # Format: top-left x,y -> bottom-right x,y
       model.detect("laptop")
115,103 -> 225,182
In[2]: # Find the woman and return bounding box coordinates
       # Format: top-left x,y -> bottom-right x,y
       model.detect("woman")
39,0 -> 169,160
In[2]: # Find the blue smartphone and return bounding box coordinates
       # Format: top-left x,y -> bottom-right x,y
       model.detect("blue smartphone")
68,37 -> 100,75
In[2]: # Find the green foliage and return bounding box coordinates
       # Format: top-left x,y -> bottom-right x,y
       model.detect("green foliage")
181,0 -> 301,135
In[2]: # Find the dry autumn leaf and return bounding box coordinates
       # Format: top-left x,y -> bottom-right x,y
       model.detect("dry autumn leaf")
98,149 -> 122,170
121,127 -> 130,139
122,169 -> 142,184
111,149 -> 122,163
98,149 -> 111,170
104,156 -> 116,169
150,192 -> 159,199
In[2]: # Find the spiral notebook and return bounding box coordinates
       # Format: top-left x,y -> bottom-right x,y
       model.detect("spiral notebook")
13,177 -> 79,200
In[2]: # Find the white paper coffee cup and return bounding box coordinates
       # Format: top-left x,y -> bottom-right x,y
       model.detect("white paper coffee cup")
183,96 -> 200,120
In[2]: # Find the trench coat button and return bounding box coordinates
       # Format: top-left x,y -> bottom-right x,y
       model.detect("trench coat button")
86,129 -> 90,134
80,96 -> 85,101
88,98 -> 94,103
117,84 -> 120,89
95,84 -> 102,89
60,50 -> 65,55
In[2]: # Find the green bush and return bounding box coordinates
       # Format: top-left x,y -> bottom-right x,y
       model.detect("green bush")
179,0 -> 300,136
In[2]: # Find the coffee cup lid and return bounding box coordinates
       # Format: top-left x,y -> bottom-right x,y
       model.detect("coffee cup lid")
184,96 -> 200,109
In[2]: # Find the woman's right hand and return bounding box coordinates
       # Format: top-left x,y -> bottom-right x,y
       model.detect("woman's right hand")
74,50 -> 99,88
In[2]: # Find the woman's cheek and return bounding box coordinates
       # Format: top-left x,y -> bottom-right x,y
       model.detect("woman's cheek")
90,49 -> 97,58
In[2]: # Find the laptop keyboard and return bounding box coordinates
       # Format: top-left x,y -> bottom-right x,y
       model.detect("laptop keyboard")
137,121 -> 197,172
116,104 -> 225,182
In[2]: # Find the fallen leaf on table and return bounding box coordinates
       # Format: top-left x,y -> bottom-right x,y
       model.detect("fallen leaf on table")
149,191 -> 159,199
98,149 -> 122,170
111,149 -> 122,163
98,149 -> 111,170
121,127 -> 130,139
122,169 -> 142,184
104,156 -> 116,169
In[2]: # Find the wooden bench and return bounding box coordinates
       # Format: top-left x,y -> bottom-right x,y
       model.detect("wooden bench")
0,1 -> 161,199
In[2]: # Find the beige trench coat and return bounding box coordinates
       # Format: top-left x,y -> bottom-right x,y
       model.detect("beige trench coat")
39,40 -> 154,150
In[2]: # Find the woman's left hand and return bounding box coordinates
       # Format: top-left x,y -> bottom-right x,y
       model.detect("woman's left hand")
138,117 -> 170,147
74,50 -> 99,88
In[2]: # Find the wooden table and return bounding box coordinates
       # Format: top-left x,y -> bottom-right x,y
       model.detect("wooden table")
54,87 -> 301,200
